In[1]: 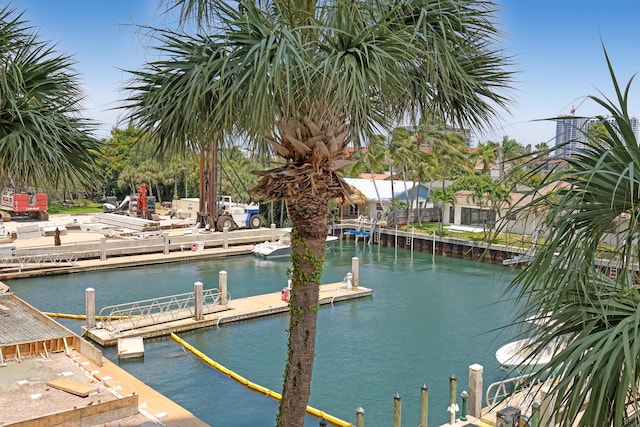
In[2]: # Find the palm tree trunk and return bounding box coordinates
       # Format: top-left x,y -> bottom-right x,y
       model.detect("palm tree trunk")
277,195 -> 329,427
210,143 -> 217,229
155,183 -> 162,204
390,164 -> 396,224
268,201 -> 273,224
402,168 -> 410,213
413,179 -> 420,226
199,150 -> 205,209
371,178 -> 385,216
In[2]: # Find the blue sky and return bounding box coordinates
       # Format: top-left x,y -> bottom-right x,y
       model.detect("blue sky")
8,1 -> 640,148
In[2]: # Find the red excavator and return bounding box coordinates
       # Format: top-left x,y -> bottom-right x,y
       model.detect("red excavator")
0,186 -> 48,221
102,183 -> 157,220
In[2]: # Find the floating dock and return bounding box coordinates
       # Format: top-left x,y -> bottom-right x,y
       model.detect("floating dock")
86,283 -> 373,346
117,337 -> 145,359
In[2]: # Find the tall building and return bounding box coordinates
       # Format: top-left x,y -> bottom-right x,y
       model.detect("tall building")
555,115 -> 640,157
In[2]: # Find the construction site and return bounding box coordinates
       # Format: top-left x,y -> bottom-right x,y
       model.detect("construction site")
0,202 -> 288,426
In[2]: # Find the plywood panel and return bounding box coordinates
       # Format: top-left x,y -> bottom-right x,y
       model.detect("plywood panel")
46,378 -> 98,397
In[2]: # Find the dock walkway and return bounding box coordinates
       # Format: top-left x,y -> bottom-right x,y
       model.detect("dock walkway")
86,283 -> 373,346
0,244 -> 255,279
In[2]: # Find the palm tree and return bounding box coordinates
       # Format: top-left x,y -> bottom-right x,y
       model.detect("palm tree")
410,155 -> 437,225
431,187 -> 456,236
429,131 -> 473,190
497,135 -> 526,177
473,141 -> 499,174
506,50 -> 640,426
124,1 -> 514,425
398,130 -> 422,219
361,134 -> 389,217
0,6 -> 101,189
534,141 -> 549,153
388,127 -> 415,222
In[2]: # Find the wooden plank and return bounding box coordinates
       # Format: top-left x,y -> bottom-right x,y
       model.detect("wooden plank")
47,378 -> 98,397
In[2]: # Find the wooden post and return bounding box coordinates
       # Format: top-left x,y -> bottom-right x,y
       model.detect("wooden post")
503,415 -> 513,427
448,374 -> 458,424
85,288 -> 95,329
411,226 -> 414,253
393,393 -> 401,427
468,364 -> 483,418
270,223 -> 276,242
356,407 -> 364,427
531,402 -> 541,427
223,226 -> 229,249
163,231 -> 169,255
219,270 -> 228,307
100,236 -> 107,261
540,385 -> 555,427
351,257 -> 359,288
419,384 -> 428,427
394,225 -> 398,252
194,281 -> 203,321
432,231 -> 436,263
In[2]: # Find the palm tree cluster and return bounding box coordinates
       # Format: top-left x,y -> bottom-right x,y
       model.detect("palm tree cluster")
124,1 -> 514,425
507,51 -> 640,426
0,6 -> 101,189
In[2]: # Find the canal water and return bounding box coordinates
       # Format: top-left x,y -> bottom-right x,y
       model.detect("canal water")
6,241 -> 518,426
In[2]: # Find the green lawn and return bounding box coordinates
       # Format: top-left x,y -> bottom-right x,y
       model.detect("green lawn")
47,200 -> 103,215
401,222 -> 534,249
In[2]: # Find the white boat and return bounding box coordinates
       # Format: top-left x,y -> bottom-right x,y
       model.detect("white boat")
252,234 -> 339,258
496,337 -> 565,376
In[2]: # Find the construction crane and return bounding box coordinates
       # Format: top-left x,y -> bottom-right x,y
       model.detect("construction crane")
570,95 -> 589,115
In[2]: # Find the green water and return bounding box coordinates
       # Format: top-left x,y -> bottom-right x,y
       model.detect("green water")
6,241 -> 518,426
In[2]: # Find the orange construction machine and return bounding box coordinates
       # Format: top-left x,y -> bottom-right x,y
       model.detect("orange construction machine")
0,187 -> 48,221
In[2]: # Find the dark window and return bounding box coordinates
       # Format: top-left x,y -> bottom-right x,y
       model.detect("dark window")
461,208 -> 496,227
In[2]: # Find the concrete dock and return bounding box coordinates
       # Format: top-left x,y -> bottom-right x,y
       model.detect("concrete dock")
0,293 -> 209,426
87,283 -> 373,346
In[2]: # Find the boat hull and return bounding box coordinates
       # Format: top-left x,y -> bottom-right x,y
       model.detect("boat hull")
252,235 -> 338,258
496,337 -> 565,377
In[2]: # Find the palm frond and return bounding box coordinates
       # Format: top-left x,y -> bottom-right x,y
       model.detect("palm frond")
0,5 -> 101,187
507,47 -> 640,426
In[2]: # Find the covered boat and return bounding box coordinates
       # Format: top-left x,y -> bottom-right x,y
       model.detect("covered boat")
252,233 -> 338,258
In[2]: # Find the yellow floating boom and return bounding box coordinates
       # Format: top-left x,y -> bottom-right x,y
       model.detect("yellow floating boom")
170,332 -> 351,427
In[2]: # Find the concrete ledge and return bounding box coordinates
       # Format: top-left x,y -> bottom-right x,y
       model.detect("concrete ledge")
18,394 -> 138,426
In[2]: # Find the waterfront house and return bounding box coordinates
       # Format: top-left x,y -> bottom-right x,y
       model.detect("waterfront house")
341,178 -> 442,223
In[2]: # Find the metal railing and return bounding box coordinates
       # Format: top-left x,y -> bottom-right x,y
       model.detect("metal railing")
0,248 -> 77,269
486,373 -> 529,406
98,288 -> 227,332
